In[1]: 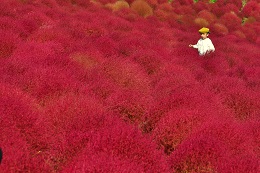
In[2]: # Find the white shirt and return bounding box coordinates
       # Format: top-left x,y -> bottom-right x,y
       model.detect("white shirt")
193,38 -> 215,56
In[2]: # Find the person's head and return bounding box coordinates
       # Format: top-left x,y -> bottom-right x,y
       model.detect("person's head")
199,27 -> 210,39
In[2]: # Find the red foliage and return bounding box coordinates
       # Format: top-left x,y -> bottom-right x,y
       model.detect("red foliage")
0,123 -> 33,172
245,121 -> 260,158
19,10 -> 55,35
0,1 -> 20,17
157,2 -> 174,12
132,49 -> 165,76
69,49 -> 105,70
99,58 -> 153,125
242,1 -> 260,19
223,91 -> 260,121
206,76 -> 260,121
63,117 -> 171,172
216,0 -> 242,8
0,83 -> 51,172
130,0 -> 154,18
170,133 -> 230,172
208,3 -> 224,17
211,22 -> 229,36
43,94 -> 110,170
222,3 -> 240,15
197,10 -> 217,24
192,1 -> 211,13
102,58 -> 151,91
93,35 -> 120,57
97,0 -> 117,5
11,41 -> 64,64
0,30 -> 19,59
194,17 -> 209,27
0,0 -> 260,171
219,12 -> 242,30
170,119 -> 259,173
104,15 -> 133,32
153,108 -> 218,154
174,0 -> 194,5
173,5 -> 195,15
116,31 -> 148,57
148,79 -> 221,131
27,26 -> 71,44
245,67 -> 260,91
106,89 -> 153,126
0,16 -> 25,36
69,0 -> 92,7
240,26 -> 258,42
114,7 -> 140,22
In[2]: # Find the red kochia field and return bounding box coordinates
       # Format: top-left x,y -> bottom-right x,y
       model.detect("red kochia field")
0,0 -> 260,172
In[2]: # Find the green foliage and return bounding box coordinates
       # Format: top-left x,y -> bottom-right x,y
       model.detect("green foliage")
242,17 -> 247,25
209,0 -> 217,3
241,0 -> 247,11
193,0 -> 217,3
242,0 -> 247,7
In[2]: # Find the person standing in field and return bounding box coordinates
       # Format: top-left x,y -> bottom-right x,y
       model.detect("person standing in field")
189,27 -> 215,56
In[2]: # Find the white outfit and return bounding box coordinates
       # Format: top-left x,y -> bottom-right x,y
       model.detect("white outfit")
193,38 -> 215,56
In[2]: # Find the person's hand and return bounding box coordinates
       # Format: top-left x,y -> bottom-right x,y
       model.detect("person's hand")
189,44 -> 193,47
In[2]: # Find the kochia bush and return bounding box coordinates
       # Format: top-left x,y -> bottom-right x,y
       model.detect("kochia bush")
0,83 -> 51,172
62,117 -> 171,172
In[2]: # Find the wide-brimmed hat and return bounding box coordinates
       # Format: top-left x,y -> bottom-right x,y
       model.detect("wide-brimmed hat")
199,27 -> 210,34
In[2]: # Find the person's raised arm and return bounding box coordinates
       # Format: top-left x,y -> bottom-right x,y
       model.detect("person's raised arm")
189,43 -> 198,49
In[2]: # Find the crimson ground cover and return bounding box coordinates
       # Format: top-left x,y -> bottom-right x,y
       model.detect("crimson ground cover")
0,0 -> 260,172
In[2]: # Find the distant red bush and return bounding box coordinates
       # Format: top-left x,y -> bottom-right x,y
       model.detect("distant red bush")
232,29 -> 246,39
155,5 -> 182,23
240,25 -> 258,42
174,0 -> 194,5
197,10 -> 217,24
130,0 -> 153,17
219,12 -> 242,30
105,0 -> 130,12
211,23 -> 229,35
194,17 -> 209,27
242,1 -> 260,19
192,1 -> 211,13
173,5 -> 195,15
222,3 -> 240,15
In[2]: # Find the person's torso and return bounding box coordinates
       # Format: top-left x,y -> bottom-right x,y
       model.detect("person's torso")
197,38 -> 211,55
